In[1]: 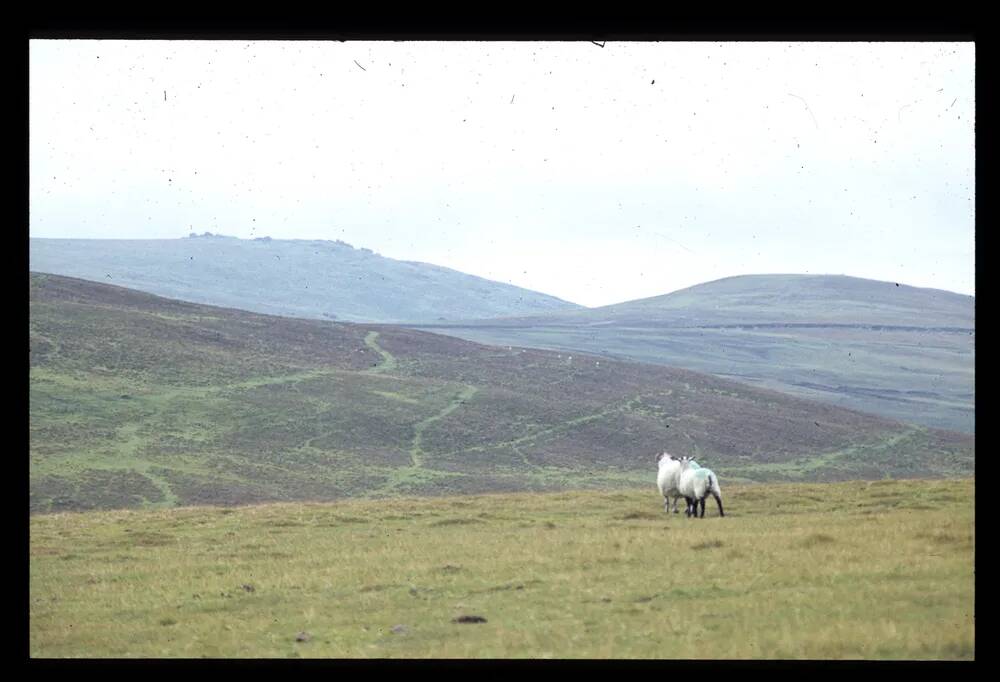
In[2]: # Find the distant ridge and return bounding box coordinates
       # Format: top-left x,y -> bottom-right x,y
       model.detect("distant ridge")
29,235 -> 583,324
591,273 -> 974,327
437,274 -> 974,328
407,274 -> 975,433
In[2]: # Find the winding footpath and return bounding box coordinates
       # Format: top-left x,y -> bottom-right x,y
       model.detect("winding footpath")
362,330 -> 479,494
363,331 -> 398,374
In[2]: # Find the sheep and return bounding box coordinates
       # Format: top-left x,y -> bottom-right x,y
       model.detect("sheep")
677,455 -> 724,518
655,452 -> 685,513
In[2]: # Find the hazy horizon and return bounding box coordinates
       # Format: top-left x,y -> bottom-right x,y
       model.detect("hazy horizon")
29,233 -> 975,305
30,41 -> 975,306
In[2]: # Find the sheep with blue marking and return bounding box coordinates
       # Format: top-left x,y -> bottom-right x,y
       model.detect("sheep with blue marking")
655,452 -> 685,513
677,455 -> 725,518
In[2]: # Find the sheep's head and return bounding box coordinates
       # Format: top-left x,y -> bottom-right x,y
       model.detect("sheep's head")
678,455 -> 697,469
657,451 -> 681,466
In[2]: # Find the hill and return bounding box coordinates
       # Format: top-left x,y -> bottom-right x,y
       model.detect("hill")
28,235 -> 582,323
408,275 -> 975,433
29,273 -> 974,514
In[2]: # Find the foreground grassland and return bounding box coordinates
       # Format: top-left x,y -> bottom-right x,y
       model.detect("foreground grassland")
30,479 -> 974,659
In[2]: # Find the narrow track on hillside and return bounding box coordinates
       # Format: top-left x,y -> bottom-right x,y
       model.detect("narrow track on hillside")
121,428 -> 181,508
360,330 -> 485,493
435,389 -> 675,462
723,424 -> 928,480
368,383 -> 480,497
410,385 -> 479,468
33,365 -> 342,402
363,331 -> 398,374
31,332 -> 411,511
69,422 -> 183,509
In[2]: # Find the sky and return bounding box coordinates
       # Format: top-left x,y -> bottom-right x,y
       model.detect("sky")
29,40 -> 975,307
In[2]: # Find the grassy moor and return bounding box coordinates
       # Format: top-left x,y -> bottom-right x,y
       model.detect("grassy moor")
28,40 -> 975,662
30,479 -> 974,659
30,273 -> 972,514
28,274 -> 975,660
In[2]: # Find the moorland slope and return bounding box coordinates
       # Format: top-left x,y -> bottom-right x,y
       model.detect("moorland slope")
30,273 -> 973,513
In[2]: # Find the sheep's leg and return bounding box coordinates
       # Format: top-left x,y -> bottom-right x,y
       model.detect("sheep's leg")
712,491 -> 725,517
663,496 -> 670,513
685,497 -> 695,517
699,497 -> 706,518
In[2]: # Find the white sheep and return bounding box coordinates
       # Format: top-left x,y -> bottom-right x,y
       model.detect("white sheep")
655,452 -> 685,513
677,455 -> 725,518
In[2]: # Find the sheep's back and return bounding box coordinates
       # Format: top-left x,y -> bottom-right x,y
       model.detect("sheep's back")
677,468 -> 696,496
679,467 -> 713,497
656,460 -> 681,496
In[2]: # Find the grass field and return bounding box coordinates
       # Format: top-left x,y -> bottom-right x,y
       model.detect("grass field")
29,478 -> 974,659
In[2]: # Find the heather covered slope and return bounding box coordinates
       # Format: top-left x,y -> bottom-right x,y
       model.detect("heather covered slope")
410,274 -> 975,433
29,273 -> 973,513
28,235 -> 583,323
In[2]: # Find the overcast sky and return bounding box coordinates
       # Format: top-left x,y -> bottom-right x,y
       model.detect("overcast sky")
29,40 -> 974,307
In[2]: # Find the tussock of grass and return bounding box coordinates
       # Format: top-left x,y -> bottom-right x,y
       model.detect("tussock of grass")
797,533 -> 837,548
331,515 -> 368,524
429,518 -> 482,527
359,584 -> 397,593
124,531 -> 176,547
915,531 -> 972,546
